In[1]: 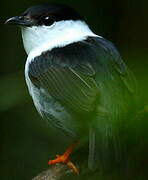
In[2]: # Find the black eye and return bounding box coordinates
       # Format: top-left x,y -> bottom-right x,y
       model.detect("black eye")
18,16 -> 24,20
42,16 -> 55,26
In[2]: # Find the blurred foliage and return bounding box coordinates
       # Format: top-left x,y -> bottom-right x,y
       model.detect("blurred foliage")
0,0 -> 148,179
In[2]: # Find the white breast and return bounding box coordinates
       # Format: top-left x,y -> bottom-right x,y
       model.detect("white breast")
22,20 -> 100,61
23,19 -> 101,116
23,20 -> 101,136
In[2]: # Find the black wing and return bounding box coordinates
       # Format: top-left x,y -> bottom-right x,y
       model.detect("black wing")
28,40 -> 100,114
28,37 -> 136,115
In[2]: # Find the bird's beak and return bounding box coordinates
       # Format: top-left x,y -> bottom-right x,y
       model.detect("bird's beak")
5,16 -> 33,26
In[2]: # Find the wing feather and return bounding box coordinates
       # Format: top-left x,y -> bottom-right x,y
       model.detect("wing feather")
29,60 -> 98,114
28,36 -> 136,116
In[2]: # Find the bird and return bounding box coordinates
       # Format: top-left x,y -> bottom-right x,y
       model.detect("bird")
5,3 -> 137,174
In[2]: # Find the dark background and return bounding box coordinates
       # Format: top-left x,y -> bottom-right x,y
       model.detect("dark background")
0,0 -> 148,179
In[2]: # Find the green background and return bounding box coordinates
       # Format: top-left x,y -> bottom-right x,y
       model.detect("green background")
0,0 -> 148,179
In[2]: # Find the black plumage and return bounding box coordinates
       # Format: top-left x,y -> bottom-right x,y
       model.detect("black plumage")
28,36 -> 136,118
22,3 -> 84,26
6,3 -> 137,171
28,36 -> 136,169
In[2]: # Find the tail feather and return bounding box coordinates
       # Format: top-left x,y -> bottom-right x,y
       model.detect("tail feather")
88,124 -> 126,172
88,128 -> 96,170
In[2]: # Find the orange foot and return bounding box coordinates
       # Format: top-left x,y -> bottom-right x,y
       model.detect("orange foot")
48,142 -> 79,174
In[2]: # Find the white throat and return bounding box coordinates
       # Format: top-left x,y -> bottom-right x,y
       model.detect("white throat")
21,20 -> 99,59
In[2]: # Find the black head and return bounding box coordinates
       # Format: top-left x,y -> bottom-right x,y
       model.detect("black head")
5,3 -> 84,27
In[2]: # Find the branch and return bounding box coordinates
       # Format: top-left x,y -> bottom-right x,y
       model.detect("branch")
32,164 -> 72,180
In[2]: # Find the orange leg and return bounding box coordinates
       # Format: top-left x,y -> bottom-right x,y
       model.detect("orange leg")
48,141 -> 79,174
